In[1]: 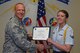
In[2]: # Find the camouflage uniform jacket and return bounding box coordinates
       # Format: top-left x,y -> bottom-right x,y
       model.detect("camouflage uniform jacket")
3,16 -> 36,53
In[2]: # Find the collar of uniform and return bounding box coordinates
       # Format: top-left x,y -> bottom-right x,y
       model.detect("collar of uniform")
14,16 -> 21,22
62,24 -> 68,30
57,24 -> 68,31
14,16 -> 24,25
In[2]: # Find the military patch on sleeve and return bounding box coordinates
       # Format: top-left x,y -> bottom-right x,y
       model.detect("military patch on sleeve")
70,35 -> 74,39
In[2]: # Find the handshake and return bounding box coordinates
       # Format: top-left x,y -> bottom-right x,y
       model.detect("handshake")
36,43 -> 45,52
27,33 -> 48,52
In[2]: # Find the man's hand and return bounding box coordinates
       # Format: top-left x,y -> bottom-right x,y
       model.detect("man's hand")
27,33 -> 32,38
27,33 -> 32,41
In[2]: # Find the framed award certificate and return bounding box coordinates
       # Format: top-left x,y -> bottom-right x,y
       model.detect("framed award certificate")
33,26 -> 50,40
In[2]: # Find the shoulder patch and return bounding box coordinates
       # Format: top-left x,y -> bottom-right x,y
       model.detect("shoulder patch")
70,35 -> 74,39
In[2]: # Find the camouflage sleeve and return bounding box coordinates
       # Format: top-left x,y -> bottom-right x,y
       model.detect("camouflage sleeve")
9,24 -> 36,52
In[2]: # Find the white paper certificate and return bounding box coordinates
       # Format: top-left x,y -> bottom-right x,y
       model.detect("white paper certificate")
33,27 -> 50,40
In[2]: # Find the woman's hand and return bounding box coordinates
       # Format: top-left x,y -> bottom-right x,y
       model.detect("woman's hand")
47,38 -> 53,44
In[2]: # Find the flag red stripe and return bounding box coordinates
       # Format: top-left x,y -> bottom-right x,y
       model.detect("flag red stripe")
38,16 -> 47,27
42,16 -> 47,26
38,19 -> 42,26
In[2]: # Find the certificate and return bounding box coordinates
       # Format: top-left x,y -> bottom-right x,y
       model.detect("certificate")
33,27 -> 50,40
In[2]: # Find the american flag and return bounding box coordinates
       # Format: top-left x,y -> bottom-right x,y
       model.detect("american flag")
36,0 -> 50,53
37,0 -> 47,26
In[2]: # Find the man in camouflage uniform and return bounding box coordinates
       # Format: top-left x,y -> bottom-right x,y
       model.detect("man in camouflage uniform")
3,3 -> 44,53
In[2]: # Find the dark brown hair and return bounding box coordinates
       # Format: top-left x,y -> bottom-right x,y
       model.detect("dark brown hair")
57,10 -> 69,18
